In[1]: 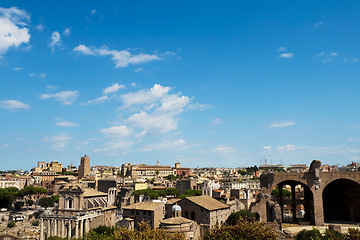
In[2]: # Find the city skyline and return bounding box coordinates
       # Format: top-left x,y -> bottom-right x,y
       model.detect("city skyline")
1,1 -> 360,170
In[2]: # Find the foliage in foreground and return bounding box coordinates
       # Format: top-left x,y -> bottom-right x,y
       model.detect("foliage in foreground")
48,222 -> 186,240
295,227 -> 360,240
226,210 -> 259,226
205,217 -> 277,240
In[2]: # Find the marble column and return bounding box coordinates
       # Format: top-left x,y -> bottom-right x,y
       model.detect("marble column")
61,220 -> 65,238
67,220 -> 72,239
54,219 -> 57,236
75,221 -> 79,239
40,218 -> 44,240
79,219 -> 84,237
47,219 -> 51,237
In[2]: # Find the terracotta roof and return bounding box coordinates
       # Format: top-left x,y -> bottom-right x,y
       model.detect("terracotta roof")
166,198 -> 181,204
161,216 -> 192,225
122,201 -> 163,211
185,195 -> 229,211
83,188 -> 107,197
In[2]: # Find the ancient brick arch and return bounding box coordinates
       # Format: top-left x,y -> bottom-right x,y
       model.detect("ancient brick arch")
322,178 -> 360,223
253,160 -> 360,225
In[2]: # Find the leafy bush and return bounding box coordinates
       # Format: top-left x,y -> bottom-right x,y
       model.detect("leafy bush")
7,220 -> 15,228
39,196 -> 55,208
226,210 -> 259,225
27,199 -> 34,206
32,220 -> 40,226
206,217 -> 277,240
348,228 -> 360,240
14,201 -> 24,211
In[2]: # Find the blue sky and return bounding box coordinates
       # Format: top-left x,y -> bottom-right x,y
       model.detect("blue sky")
1,1 -> 360,170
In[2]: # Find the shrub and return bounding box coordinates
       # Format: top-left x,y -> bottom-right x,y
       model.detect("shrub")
348,228 -> 360,240
296,228 -> 323,240
226,210 -> 259,225
32,220 -> 40,226
14,201 -> 24,211
206,217 -> 277,240
7,220 -> 15,228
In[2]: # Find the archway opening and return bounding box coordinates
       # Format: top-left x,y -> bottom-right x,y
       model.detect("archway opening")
323,179 -> 360,223
274,180 -> 314,224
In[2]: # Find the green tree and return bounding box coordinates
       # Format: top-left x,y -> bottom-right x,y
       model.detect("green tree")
0,188 -> 15,209
206,217 -> 276,240
7,220 -> 15,228
39,196 -> 55,208
27,199 -> 34,206
14,201 -> 24,211
271,188 -> 291,198
226,210 -> 259,225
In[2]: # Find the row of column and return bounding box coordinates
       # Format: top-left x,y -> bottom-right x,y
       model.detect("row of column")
40,218 -> 91,240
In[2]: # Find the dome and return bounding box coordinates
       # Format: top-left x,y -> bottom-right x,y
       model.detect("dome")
171,204 -> 182,212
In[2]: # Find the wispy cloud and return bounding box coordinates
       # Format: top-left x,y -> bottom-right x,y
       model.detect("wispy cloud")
29,73 -> 46,78
36,23 -> 44,32
40,90 -> 79,105
280,52 -> 294,58
263,145 -> 272,150
90,9 -> 97,16
100,125 -> 133,138
211,118 -> 222,125
277,46 -> 286,52
0,7 -> 30,55
103,83 -> 125,95
56,120 -> 79,127
0,100 -> 30,110
139,139 -> 186,152
42,132 -> 72,151
269,121 -> 296,128
49,31 -> 61,51
73,45 -> 166,68
85,95 -> 109,105
314,22 -> 323,27
212,145 -> 236,154
13,67 -> 23,71
63,27 -> 71,37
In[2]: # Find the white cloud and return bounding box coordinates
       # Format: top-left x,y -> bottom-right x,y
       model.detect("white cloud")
277,47 -> 286,51
269,121 -> 296,128
0,144 -> 9,150
134,67 -> 143,72
130,82 -> 136,87
280,52 -> 294,58
73,44 -> 95,55
86,95 -> 109,105
36,23 -> 44,31
212,145 -> 235,154
49,31 -> 61,51
277,144 -> 298,151
29,73 -> 46,78
0,100 -> 30,110
90,9 -> 97,16
211,118 -> 222,125
42,132 -> 71,151
121,84 -> 170,107
316,52 -> 325,57
63,27 -> 71,37
40,90 -> 79,105
314,22 -> 323,27
56,120 -> 79,127
100,125 -> 133,138
121,84 -> 197,137
263,145 -> 272,150
140,139 -> 186,152
103,83 -> 125,95
13,67 -> 22,71
0,7 -> 30,55
0,7 -> 30,26
93,140 -> 133,154
73,45 -> 162,68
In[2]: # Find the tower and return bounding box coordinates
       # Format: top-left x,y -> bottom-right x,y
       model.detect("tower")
78,155 -> 90,179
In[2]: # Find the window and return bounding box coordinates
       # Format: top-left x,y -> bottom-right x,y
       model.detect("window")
191,211 -> 195,220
